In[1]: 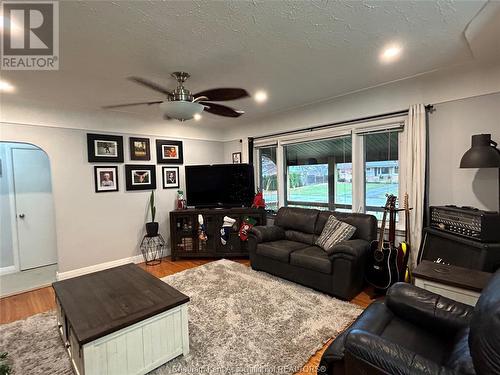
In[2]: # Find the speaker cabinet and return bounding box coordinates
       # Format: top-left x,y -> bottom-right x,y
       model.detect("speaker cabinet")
419,227 -> 500,272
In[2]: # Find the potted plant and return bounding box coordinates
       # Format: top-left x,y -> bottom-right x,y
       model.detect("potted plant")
145,190 -> 158,237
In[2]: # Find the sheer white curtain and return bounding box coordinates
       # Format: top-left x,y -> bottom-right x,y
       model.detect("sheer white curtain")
400,104 -> 426,269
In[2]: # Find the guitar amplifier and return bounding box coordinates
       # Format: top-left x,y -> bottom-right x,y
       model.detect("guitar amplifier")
430,205 -> 500,242
419,227 -> 500,272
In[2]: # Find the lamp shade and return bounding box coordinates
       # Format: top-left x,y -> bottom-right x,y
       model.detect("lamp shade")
460,134 -> 500,168
159,101 -> 204,121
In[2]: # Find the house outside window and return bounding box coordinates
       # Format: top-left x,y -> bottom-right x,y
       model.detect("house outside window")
284,136 -> 352,211
364,131 -> 399,220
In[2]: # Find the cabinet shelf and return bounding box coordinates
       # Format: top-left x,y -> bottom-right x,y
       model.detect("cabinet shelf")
170,208 -> 266,260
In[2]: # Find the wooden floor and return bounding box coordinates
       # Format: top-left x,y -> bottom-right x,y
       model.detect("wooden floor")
0,257 -> 376,374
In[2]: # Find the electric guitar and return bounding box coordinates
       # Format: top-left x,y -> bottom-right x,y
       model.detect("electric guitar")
397,193 -> 411,282
365,194 -> 399,291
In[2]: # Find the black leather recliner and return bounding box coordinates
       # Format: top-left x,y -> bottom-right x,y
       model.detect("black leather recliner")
318,268 -> 500,375
248,207 -> 377,300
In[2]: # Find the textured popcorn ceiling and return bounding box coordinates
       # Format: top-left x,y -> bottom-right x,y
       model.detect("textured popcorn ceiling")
1,0 -> 492,129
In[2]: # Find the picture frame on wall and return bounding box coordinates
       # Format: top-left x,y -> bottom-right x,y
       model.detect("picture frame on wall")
232,152 -> 242,164
87,133 -> 124,163
162,167 -> 180,189
94,166 -> 119,193
156,139 -> 183,164
125,164 -> 156,191
129,137 -> 151,161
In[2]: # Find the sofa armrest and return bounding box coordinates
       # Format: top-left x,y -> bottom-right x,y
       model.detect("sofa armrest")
248,225 -> 285,243
386,282 -> 474,335
345,330 -> 454,375
327,239 -> 370,259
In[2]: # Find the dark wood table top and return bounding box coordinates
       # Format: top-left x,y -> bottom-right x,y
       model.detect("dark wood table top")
52,263 -> 189,345
413,260 -> 492,292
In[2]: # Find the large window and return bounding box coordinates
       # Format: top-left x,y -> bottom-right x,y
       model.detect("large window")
254,119 -> 404,222
364,131 -> 399,220
258,146 -> 278,211
284,136 -> 352,211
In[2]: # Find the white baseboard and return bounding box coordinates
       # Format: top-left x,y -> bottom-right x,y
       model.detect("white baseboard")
56,254 -> 145,281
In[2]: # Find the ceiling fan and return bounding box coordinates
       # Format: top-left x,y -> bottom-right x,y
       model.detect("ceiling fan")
102,72 -> 249,121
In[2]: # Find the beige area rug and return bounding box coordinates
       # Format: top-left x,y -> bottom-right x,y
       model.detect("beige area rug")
0,259 -> 361,374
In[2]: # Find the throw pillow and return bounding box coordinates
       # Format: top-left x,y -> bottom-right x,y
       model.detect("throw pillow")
315,215 -> 356,253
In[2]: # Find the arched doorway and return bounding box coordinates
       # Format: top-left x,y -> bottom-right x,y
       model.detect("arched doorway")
0,142 -> 57,297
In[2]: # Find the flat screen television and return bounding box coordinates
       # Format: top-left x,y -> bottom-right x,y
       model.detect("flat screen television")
185,164 -> 255,208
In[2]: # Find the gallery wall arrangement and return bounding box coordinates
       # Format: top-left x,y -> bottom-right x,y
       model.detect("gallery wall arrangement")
86,133 -> 183,193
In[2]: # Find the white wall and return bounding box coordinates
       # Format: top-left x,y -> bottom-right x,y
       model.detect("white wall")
223,60 -> 500,142
0,121 -> 224,273
429,92 -> 500,211
223,140 -> 242,164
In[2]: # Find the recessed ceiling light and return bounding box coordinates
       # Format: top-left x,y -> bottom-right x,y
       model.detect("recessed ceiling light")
193,113 -> 202,121
0,80 -> 15,93
380,45 -> 402,63
254,90 -> 268,103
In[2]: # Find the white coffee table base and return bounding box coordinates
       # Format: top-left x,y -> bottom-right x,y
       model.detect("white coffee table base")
59,303 -> 189,375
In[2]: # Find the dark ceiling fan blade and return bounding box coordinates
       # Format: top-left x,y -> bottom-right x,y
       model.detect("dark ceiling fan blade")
194,88 -> 249,102
200,102 -> 244,117
102,100 -> 163,109
128,77 -> 173,96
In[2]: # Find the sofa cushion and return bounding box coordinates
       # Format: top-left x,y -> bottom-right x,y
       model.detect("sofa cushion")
379,314 -> 452,365
316,215 -> 356,251
256,240 -> 308,262
316,211 -> 378,242
290,246 -> 332,274
275,207 -> 319,234
285,230 -> 315,245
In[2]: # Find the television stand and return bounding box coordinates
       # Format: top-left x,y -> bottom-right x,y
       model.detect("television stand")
169,208 -> 266,260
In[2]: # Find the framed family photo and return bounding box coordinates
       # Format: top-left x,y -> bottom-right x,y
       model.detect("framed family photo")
125,165 -> 157,191
87,134 -> 124,163
156,139 -> 183,164
232,152 -> 242,164
162,167 -> 180,189
94,166 -> 119,193
129,137 -> 150,161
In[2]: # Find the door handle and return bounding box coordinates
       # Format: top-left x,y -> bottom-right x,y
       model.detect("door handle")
19,214 -> 25,219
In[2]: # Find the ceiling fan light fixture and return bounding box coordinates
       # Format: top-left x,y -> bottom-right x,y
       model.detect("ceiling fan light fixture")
159,101 -> 204,121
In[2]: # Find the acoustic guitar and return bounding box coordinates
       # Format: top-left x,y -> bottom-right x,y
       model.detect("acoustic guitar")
365,194 -> 399,291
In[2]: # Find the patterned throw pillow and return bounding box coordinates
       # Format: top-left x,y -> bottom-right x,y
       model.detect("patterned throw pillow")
315,215 -> 356,253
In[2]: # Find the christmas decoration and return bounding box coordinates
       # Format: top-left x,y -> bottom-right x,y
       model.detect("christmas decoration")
252,190 -> 266,209
220,216 -> 236,245
239,216 -> 257,241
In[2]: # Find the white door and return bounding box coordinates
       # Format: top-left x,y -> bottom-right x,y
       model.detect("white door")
12,148 -> 57,270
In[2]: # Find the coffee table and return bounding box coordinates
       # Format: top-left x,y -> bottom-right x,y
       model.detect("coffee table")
52,263 -> 190,375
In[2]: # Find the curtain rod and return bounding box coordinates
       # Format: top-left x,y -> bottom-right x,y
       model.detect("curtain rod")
253,104 -> 434,141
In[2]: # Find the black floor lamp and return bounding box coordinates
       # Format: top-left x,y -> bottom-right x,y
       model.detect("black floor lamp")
460,134 -> 500,212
